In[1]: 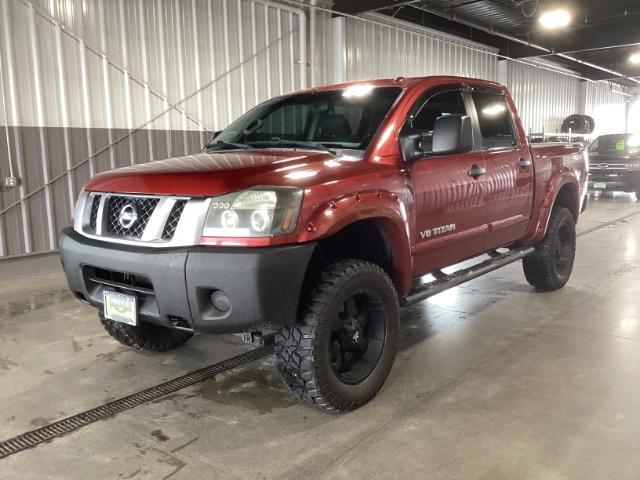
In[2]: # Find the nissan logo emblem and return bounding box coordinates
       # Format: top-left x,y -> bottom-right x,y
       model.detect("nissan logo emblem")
118,204 -> 138,229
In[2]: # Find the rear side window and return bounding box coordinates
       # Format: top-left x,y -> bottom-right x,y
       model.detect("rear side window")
472,91 -> 516,149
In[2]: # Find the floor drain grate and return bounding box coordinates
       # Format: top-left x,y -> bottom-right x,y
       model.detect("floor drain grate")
0,345 -> 273,459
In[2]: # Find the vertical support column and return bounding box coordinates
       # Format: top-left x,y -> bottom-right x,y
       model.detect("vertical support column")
237,0 -> 247,112
138,0 -> 154,161
98,0 -> 116,170
299,11 -> 307,89
206,0 -> 220,132
332,16 -> 346,84
288,11 -> 295,93
577,79 -> 588,116
496,58 -> 508,87
156,0 -> 171,157
173,0 -> 188,153
192,0 -> 205,144
1,0 -> 31,253
250,1 -> 259,105
277,11 -> 284,95
53,3 -> 75,217
222,0 -> 233,125
76,0 -> 96,176
28,4 -> 56,250
263,5 -> 272,98
307,1 -> 315,88
118,0 -> 135,165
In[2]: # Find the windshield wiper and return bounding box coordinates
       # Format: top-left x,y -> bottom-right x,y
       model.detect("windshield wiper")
250,137 -> 337,155
204,140 -> 253,151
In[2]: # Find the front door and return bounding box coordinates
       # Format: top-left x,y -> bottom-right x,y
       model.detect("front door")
470,89 -> 534,250
405,88 -> 488,277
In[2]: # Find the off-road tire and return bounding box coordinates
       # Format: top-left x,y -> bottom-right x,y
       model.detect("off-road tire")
100,314 -> 193,351
275,259 -> 399,413
523,206 -> 576,291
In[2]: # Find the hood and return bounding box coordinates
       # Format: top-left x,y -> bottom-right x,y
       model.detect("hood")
85,149 -> 366,196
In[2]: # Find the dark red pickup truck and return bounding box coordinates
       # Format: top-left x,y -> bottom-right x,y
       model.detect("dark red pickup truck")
60,76 -> 588,412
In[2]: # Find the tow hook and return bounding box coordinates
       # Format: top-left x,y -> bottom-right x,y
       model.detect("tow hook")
239,332 -> 275,346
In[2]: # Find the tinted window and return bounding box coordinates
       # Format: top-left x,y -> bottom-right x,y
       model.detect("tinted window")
589,134 -> 639,153
213,87 -> 402,150
472,91 -> 515,149
412,90 -> 466,131
409,90 -> 467,154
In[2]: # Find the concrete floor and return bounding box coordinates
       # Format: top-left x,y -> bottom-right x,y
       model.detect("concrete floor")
1,193 -> 640,479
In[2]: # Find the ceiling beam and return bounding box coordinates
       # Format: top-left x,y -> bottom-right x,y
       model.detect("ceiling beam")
332,0 -> 409,15
400,4 -> 639,85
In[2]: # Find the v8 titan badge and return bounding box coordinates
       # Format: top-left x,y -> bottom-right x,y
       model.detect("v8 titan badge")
419,223 -> 456,240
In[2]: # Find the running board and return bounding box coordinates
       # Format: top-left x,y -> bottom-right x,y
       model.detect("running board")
400,247 -> 535,307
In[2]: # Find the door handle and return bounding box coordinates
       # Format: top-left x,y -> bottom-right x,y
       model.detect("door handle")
467,165 -> 486,178
517,158 -> 532,168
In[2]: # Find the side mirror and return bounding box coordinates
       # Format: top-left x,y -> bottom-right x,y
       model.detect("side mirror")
432,114 -> 473,156
399,130 -> 431,162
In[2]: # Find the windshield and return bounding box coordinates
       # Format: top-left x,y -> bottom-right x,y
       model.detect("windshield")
208,86 -> 403,152
589,134 -> 640,154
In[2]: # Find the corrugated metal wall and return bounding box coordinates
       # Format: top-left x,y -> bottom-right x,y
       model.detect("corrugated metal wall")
0,0 -> 307,259
584,81 -> 628,137
506,60 -> 580,134
342,13 -> 499,82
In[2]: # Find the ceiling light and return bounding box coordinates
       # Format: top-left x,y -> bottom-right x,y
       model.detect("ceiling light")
482,104 -> 506,116
342,84 -> 374,98
539,9 -> 571,29
630,53 -> 640,65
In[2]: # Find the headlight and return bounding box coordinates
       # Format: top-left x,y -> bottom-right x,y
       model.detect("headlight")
202,187 -> 303,237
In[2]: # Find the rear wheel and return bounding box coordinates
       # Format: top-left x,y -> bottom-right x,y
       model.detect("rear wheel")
522,206 -> 576,291
100,314 -> 193,352
275,259 -> 399,412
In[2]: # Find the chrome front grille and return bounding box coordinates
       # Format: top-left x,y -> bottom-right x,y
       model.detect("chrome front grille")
74,192 -> 209,247
106,196 -> 160,238
162,200 -> 187,239
89,195 -> 101,230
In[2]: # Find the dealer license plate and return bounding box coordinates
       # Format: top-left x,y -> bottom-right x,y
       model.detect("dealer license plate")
593,182 -> 607,189
103,291 -> 137,326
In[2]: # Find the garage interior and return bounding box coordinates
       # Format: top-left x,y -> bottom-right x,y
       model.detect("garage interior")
1,0 -> 640,478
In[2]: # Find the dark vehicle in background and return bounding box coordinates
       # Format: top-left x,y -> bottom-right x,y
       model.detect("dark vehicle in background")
588,134 -> 640,200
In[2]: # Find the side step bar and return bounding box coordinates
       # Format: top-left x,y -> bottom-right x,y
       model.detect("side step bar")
400,247 -> 535,307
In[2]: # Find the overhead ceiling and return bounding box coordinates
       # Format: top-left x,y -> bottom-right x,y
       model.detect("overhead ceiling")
332,0 -> 640,86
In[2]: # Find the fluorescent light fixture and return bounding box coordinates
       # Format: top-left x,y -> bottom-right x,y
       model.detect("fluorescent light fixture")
630,53 -> 640,65
539,9 -> 571,29
481,104 -> 506,116
343,84 -> 375,98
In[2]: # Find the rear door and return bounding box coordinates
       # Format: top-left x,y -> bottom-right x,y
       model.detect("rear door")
405,86 -> 488,277
470,88 -> 534,250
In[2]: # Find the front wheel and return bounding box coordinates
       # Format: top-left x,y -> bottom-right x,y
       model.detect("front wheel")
275,259 -> 399,412
522,206 -> 576,291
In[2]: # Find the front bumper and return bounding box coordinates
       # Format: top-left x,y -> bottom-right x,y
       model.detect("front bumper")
588,170 -> 640,193
59,228 -> 316,334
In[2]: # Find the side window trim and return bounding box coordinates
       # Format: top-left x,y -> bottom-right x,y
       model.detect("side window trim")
470,87 -> 518,151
